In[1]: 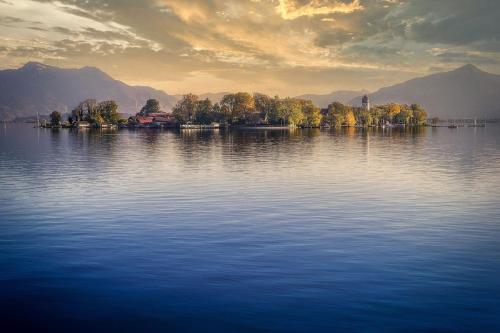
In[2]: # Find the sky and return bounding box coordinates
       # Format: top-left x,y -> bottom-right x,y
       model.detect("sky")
0,0 -> 499,96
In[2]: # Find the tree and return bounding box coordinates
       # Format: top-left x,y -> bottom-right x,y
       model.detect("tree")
50,111 -> 62,126
71,99 -> 97,122
395,106 -> 413,125
172,94 -> 198,124
267,95 -> 282,125
358,109 -> 372,126
140,99 -> 161,115
254,93 -> 273,124
91,113 -> 105,125
219,95 -> 235,124
234,92 -> 255,124
211,103 -> 226,123
220,92 -> 254,124
326,102 -> 347,127
274,98 -> 289,125
344,109 -> 356,127
411,104 -> 427,126
194,98 -> 213,124
287,99 -> 304,126
371,107 -> 386,126
387,103 -> 401,121
301,100 -> 322,127
97,100 -> 119,124
269,98 -> 308,127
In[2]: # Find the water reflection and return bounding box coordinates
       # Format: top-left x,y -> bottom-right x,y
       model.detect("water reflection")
1,124 -> 500,333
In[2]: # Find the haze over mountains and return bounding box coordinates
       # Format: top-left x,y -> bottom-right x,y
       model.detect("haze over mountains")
299,65 -> 500,119
0,62 -> 177,121
173,92 -> 230,104
296,90 -> 368,108
1,62 -> 499,121
349,64 -> 500,119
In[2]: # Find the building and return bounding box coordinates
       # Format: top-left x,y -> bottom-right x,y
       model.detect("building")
128,112 -> 177,128
362,95 -> 370,111
150,113 -> 177,128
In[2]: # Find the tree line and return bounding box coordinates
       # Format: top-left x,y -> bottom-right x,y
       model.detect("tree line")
172,93 -> 322,127
68,99 -> 120,125
326,102 -> 428,127
48,94 -> 428,128
49,98 -> 162,127
50,99 -> 122,127
172,93 -> 427,127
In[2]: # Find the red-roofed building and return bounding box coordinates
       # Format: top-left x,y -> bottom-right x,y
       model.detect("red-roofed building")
128,113 -> 177,128
136,116 -> 154,125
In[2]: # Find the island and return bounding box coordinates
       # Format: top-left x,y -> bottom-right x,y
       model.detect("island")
39,93 -> 428,130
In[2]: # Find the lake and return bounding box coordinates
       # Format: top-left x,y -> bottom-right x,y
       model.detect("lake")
1,124 -> 500,332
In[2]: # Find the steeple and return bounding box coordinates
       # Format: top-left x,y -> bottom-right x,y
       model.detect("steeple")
362,95 -> 370,111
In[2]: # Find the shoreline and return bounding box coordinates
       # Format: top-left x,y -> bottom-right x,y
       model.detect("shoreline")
29,123 -> 439,131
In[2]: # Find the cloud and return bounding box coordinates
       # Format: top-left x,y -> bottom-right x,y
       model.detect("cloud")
386,0 -> 500,45
276,0 -> 364,20
0,0 -> 161,53
0,0 -> 500,95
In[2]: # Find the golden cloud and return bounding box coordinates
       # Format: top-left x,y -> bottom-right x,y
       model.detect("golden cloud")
277,0 -> 364,20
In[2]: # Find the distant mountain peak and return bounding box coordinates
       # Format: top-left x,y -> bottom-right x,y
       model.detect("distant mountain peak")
21,62 -> 107,77
455,64 -> 482,73
21,62 -> 54,71
348,64 -> 500,119
79,65 -> 113,80
0,62 -> 178,121
81,65 -> 105,73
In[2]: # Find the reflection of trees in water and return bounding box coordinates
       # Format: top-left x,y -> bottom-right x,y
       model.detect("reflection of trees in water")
63,128 -> 121,172
177,129 -> 222,158
170,128 -> 322,166
167,129 -> 223,168
218,129 -> 304,167
387,126 -> 427,140
43,125 -> 500,184
123,128 -> 173,154
330,126 -> 428,155
330,126 -> 427,139
67,128 -> 119,150
40,128 -> 122,181
226,128 -> 319,148
324,126 -> 429,165
47,128 -> 70,162
179,129 -> 220,142
228,128 -> 320,144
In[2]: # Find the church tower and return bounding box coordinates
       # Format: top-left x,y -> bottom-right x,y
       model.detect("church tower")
362,95 -> 370,111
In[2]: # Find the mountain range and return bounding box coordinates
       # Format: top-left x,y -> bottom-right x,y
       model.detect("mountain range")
0,62 -> 177,121
1,62 -> 499,121
348,64 -> 500,119
299,65 -> 500,119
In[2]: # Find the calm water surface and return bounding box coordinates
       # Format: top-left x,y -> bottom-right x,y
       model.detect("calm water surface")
1,124 -> 500,332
